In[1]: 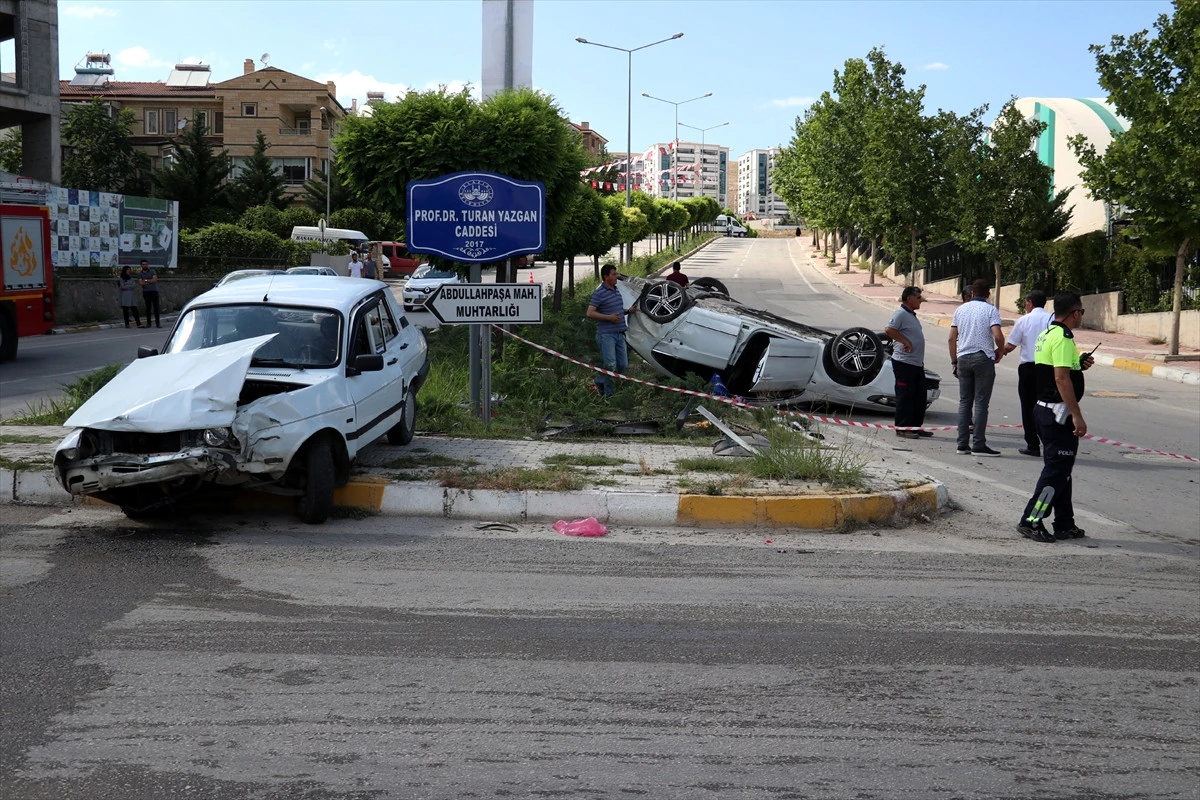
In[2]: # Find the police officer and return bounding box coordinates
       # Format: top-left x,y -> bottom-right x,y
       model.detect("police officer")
1017,291 -> 1094,543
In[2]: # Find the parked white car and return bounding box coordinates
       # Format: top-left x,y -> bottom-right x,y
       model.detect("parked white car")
402,265 -> 462,312
286,266 -> 340,277
54,276 -> 429,523
617,274 -> 940,411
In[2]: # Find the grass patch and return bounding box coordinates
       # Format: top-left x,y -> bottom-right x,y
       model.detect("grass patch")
5,364 -> 124,425
677,456 -> 752,474
0,456 -> 52,471
676,426 -> 867,490
542,453 -> 629,467
436,466 -> 586,492
0,434 -> 60,444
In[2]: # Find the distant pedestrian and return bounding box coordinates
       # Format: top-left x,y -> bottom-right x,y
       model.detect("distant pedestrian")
117,265 -> 143,328
363,248 -> 378,280
664,261 -> 689,288
948,278 -> 1005,456
347,252 -> 364,279
885,286 -> 932,439
1017,291 -> 1095,543
586,264 -> 637,396
1003,290 -> 1055,456
137,259 -> 160,328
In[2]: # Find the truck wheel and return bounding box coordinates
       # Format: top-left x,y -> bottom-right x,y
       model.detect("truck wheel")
0,305 -> 17,363
386,391 -> 416,446
296,436 -> 335,524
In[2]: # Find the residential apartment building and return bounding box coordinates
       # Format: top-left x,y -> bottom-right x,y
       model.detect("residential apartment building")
640,139 -> 729,208
736,147 -> 788,220
59,55 -> 346,203
569,121 -> 607,161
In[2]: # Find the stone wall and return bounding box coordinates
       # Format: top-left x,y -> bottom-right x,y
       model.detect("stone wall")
54,275 -> 218,325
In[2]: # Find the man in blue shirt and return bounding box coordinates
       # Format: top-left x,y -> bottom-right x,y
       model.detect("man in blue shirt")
586,264 -> 637,395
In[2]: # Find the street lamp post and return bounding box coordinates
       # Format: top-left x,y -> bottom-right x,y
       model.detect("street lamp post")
576,32 -> 683,263
679,121 -> 729,200
641,91 -> 711,201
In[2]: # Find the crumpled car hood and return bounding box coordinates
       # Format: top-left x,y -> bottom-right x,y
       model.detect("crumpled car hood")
63,335 -> 276,433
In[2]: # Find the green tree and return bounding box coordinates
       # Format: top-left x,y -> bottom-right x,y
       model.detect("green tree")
0,127 -> 21,174
1068,0 -> 1199,354
62,98 -> 151,195
335,87 -> 586,275
330,207 -> 395,241
151,117 -> 232,229
303,161 -> 360,216
228,130 -> 287,213
955,102 -> 1072,306
238,204 -> 289,238
544,185 -> 610,309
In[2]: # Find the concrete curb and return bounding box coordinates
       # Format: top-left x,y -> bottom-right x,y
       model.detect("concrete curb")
1092,353 -> 1200,385
3,468 -> 949,529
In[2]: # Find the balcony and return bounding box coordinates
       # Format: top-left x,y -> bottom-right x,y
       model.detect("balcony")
278,126 -> 313,137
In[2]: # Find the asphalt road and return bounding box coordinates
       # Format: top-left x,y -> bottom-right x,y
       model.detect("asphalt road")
1,504 -> 1196,799
690,237 -> 1200,543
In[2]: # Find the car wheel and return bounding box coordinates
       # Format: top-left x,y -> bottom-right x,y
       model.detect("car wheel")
822,327 -> 886,387
691,277 -> 730,297
638,280 -> 691,323
387,390 -> 416,446
296,436 -> 335,524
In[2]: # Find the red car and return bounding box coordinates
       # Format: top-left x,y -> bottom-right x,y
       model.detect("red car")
374,241 -> 424,278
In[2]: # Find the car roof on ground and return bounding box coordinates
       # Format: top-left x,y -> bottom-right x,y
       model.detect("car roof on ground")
191,275 -> 387,309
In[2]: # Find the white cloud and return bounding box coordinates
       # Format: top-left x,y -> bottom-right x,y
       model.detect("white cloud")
62,5 -> 117,19
923,62 -> 949,71
769,96 -> 815,109
322,71 -> 480,109
114,46 -> 170,70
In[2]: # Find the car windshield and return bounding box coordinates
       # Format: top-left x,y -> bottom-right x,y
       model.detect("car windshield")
413,266 -> 456,281
164,304 -> 343,368
218,270 -> 278,285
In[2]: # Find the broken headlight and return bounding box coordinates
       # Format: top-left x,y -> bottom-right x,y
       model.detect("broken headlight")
202,428 -> 239,449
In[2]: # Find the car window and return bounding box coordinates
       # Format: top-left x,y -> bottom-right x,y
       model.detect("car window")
375,294 -> 399,342
165,304 -> 342,368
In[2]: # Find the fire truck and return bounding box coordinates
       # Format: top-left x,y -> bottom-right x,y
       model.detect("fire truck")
0,203 -> 55,362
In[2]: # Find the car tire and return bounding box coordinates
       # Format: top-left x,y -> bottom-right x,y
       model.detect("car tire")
822,327 -> 886,387
0,304 -> 18,363
296,436 -> 335,524
638,280 -> 691,323
691,277 -> 730,297
387,390 -> 416,446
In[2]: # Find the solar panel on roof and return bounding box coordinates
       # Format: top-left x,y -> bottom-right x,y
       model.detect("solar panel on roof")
166,68 -> 210,87
69,72 -> 109,87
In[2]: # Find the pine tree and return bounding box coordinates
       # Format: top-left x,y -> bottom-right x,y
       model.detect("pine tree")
229,130 -> 288,213
151,117 -> 232,229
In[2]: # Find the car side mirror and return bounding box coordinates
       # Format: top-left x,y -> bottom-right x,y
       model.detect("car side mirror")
136,346 -> 159,359
353,353 -> 384,373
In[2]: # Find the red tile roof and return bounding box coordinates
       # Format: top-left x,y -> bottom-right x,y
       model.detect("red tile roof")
59,80 -> 216,99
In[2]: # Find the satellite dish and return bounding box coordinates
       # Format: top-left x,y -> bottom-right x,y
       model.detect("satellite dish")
261,53 -> 271,66
177,118 -> 189,131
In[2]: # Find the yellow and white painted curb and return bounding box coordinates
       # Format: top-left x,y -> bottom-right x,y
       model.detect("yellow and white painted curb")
3,469 -> 949,530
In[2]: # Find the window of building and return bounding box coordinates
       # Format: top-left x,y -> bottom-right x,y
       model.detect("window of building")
213,112 -> 223,134
194,110 -> 209,132
145,109 -> 159,135
163,109 -> 177,133
242,103 -> 257,117
297,117 -> 311,134
277,157 -> 309,184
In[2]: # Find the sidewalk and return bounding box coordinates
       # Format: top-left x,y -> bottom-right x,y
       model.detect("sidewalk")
801,243 -> 1200,386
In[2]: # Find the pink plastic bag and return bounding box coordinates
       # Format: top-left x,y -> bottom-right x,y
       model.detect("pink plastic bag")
553,517 -> 607,537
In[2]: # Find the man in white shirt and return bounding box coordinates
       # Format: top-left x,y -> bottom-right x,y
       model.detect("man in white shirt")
948,279 -> 1006,456
1003,290 -> 1055,456
347,252 -> 364,279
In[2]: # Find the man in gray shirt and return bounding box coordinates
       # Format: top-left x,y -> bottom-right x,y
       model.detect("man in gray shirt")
948,279 -> 1006,456
885,286 -> 932,438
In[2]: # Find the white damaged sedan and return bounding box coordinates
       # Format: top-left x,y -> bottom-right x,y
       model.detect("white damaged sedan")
54,276 -> 429,523
617,274 -> 940,411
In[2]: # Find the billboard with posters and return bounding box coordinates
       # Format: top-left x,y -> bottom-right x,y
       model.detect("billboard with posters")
48,188 -> 178,269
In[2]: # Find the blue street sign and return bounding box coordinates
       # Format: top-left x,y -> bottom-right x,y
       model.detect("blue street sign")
407,171 -> 546,263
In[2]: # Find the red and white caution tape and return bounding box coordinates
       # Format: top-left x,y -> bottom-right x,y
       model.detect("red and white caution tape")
492,325 -> 1200,463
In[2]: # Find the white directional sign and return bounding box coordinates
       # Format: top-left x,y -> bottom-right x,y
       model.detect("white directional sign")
426,282 -> 544,325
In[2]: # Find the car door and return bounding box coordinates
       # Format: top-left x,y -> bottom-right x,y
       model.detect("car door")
344,297 -> 405,450
749,338 -> 820,391
650,306 -> 740,370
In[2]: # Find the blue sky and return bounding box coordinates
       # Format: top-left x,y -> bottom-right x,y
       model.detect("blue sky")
56,0 -> 1172,160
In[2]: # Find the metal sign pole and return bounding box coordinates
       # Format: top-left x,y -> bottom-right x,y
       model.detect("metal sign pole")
481,323 -> 492,427
468,262 -> 482,416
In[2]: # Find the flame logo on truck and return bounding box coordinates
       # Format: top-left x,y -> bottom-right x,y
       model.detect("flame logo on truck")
8,225 -> 37,277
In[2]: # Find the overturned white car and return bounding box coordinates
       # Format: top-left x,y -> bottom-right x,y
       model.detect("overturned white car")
54,276 -> 429,523
617,274 -> 940,411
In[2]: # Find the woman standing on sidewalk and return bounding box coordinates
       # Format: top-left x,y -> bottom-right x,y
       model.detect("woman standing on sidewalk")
117,266 -> 143,328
